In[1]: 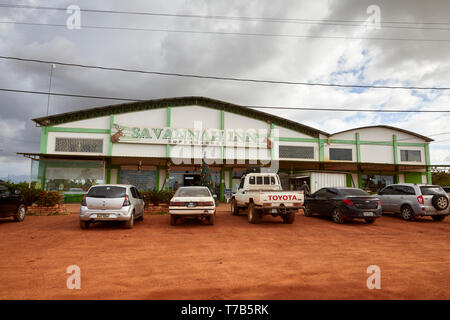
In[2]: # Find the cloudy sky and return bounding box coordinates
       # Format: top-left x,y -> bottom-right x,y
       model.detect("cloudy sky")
1,0 -> 450,178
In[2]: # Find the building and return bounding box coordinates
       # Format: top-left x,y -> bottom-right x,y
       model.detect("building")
20,96 -> 433,201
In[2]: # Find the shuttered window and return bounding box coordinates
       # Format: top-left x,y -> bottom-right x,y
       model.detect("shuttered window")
279,146 -> 314,159
55,138 -> 103,153
329,148 -> 352,161
400,150 -> 421,162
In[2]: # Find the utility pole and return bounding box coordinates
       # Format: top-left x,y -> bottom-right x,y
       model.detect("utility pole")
46,64 -> 56,116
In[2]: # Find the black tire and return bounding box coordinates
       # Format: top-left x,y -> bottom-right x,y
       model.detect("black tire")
124,212 -> 134,229
431,194 -> 449,211
13,204 -> 26,222
283,211 -> 296,224
170,214 -> 177,226
248,203 -> 260,224
231,198 -> 239,216
332,208 -> 345,224
365,218 -> 376,224
208,214 -> 215,225
431,215 -> 446,222
401,205 -> 415,221
304,203 -> 312,217
80,221 -> 90,230
136,209 -> 144,221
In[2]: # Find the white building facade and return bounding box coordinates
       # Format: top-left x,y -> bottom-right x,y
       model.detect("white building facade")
24,97 -> 433,202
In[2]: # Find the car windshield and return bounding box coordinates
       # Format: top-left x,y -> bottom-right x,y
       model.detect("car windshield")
174,187 -> 211,197
420,186 -> 445,196
87,186 -> 126,198
339,189 -> 370,196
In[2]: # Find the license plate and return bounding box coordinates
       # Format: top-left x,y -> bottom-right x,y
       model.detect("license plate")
271,209 -> 278,213
187,203 -> 195,208
97,213 -> 110,218
363,212 -> 374,217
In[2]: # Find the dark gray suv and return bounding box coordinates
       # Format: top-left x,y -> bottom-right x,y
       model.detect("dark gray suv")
378,184 -> 449,221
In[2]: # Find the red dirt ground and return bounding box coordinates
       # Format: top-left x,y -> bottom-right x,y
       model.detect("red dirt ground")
0,204 -> 449,300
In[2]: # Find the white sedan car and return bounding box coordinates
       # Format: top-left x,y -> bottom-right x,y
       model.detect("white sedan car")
169,186 -> 216,225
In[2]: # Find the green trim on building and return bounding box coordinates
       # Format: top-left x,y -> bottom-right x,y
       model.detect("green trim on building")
108,114 -> 114,156
220,167 -> 225,201
425,143 -> 432,184
156,166 -> 160,191
40,127 -> 48,154
318,138 -> 324,162
357,172 -> 363,189
355,133 -> 361,163
166,107 -> 171,158
392,134 -> 398,165
346,173 -> 353,187
404,172 -> 423,184
270,122 -> 275,160
48,127 -> 110,134
221,110 -> 225,159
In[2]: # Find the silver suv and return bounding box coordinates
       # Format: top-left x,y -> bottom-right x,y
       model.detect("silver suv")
378,184 -> 450,221
79,184 -> 145,229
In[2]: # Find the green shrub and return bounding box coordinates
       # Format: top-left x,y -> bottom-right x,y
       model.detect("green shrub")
36,191 -> 63,207
6,182 -> 41,206
140,190 -> 175,206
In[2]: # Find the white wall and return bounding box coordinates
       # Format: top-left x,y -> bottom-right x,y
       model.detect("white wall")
54,116 -> 110,129
115,108 -> 167,128
360,145 -> 394,164
310,172 -> 347,193
172,106 -> 220,129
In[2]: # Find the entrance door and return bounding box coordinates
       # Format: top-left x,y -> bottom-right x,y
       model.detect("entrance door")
184,174 -> 201,186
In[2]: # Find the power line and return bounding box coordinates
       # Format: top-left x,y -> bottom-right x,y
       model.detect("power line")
1,3 -> 450,27
1,55 -> 449,90
1,87 -> 450,113
2,20 -> 450,43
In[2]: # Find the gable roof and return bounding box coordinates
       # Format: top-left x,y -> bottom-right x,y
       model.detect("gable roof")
331,125 -> 433,142
32,96 -> 328,138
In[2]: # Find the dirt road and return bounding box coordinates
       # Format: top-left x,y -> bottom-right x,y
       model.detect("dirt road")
0,206 -> 449,299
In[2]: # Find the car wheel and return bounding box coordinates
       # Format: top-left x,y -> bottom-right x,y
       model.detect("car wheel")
80,221 -> 90,230
14,204 -> 26,222
304,203 -> 312,217
401,205 -> 414,221
136,209 -> 144,221
432,195 -> 449,211
208,214 -> 215,225
365,218 -> 376,224
283,211 -> 296,224
332,208 -> 345,224
431,215 -> 446,222
231,198 -> 239,216
124,212 -> 134,229
248,203 -> 260,224
170,214 -> 177,226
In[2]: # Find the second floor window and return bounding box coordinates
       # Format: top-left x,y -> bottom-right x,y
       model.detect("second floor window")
329,148 -> 352,161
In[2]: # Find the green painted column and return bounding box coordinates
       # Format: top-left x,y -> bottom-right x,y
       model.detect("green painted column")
355,132 -> 361,163
393,134 -> 398,165
166,107 -> 171,158
229,168 -> 233,192
318,138 -> 324,162
220,167 -> 225,202
108,114 -> 114,156
155,166 -> 160,191
221,110 -> 225,160
270,122 -> 275,160
37,161 -> 46,190
40,127 -> 48,154
425,143 -> 432,184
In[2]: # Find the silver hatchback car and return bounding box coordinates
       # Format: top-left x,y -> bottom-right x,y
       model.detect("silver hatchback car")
79,184 -> 145,229
378,183 -> 450,221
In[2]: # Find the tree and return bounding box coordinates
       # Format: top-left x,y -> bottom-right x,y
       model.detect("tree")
431,168 -> 450,186
200,159 -> 214,195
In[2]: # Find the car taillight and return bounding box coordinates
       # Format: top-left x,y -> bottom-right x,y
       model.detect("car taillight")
81,195 -> 87,206
170,201 -> 185,206
417,195 -> 424,205
342,199 -> 354,205
377,200 -> 381,206
197,201 -> 214,206
123,195 -> 131,206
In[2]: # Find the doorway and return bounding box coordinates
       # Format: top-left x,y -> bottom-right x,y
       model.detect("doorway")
183,174 -> 201,186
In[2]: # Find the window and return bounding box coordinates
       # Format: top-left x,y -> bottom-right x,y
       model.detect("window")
87,186 -> 126,198
256,176 -> 263,184
379,186 -> 394,195
362,175 -> 395,193
339,189 -> 370,196
400,150 -> 421,162
174,187 -> 211,197
249,176 -> 255,185
394,185 -> 415,195
279,146 -> 314,159
55,138 -> 103,153
420,186 -> 445,196
239,178 -> 245,189
130,187 -> 138,199
263,176 -> 270,184
329,148 -> 352,161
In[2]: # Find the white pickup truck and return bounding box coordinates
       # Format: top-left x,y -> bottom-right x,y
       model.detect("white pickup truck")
231,173 -> 304,224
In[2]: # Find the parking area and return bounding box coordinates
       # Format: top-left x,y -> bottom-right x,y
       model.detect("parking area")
0,204 -> 449,300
